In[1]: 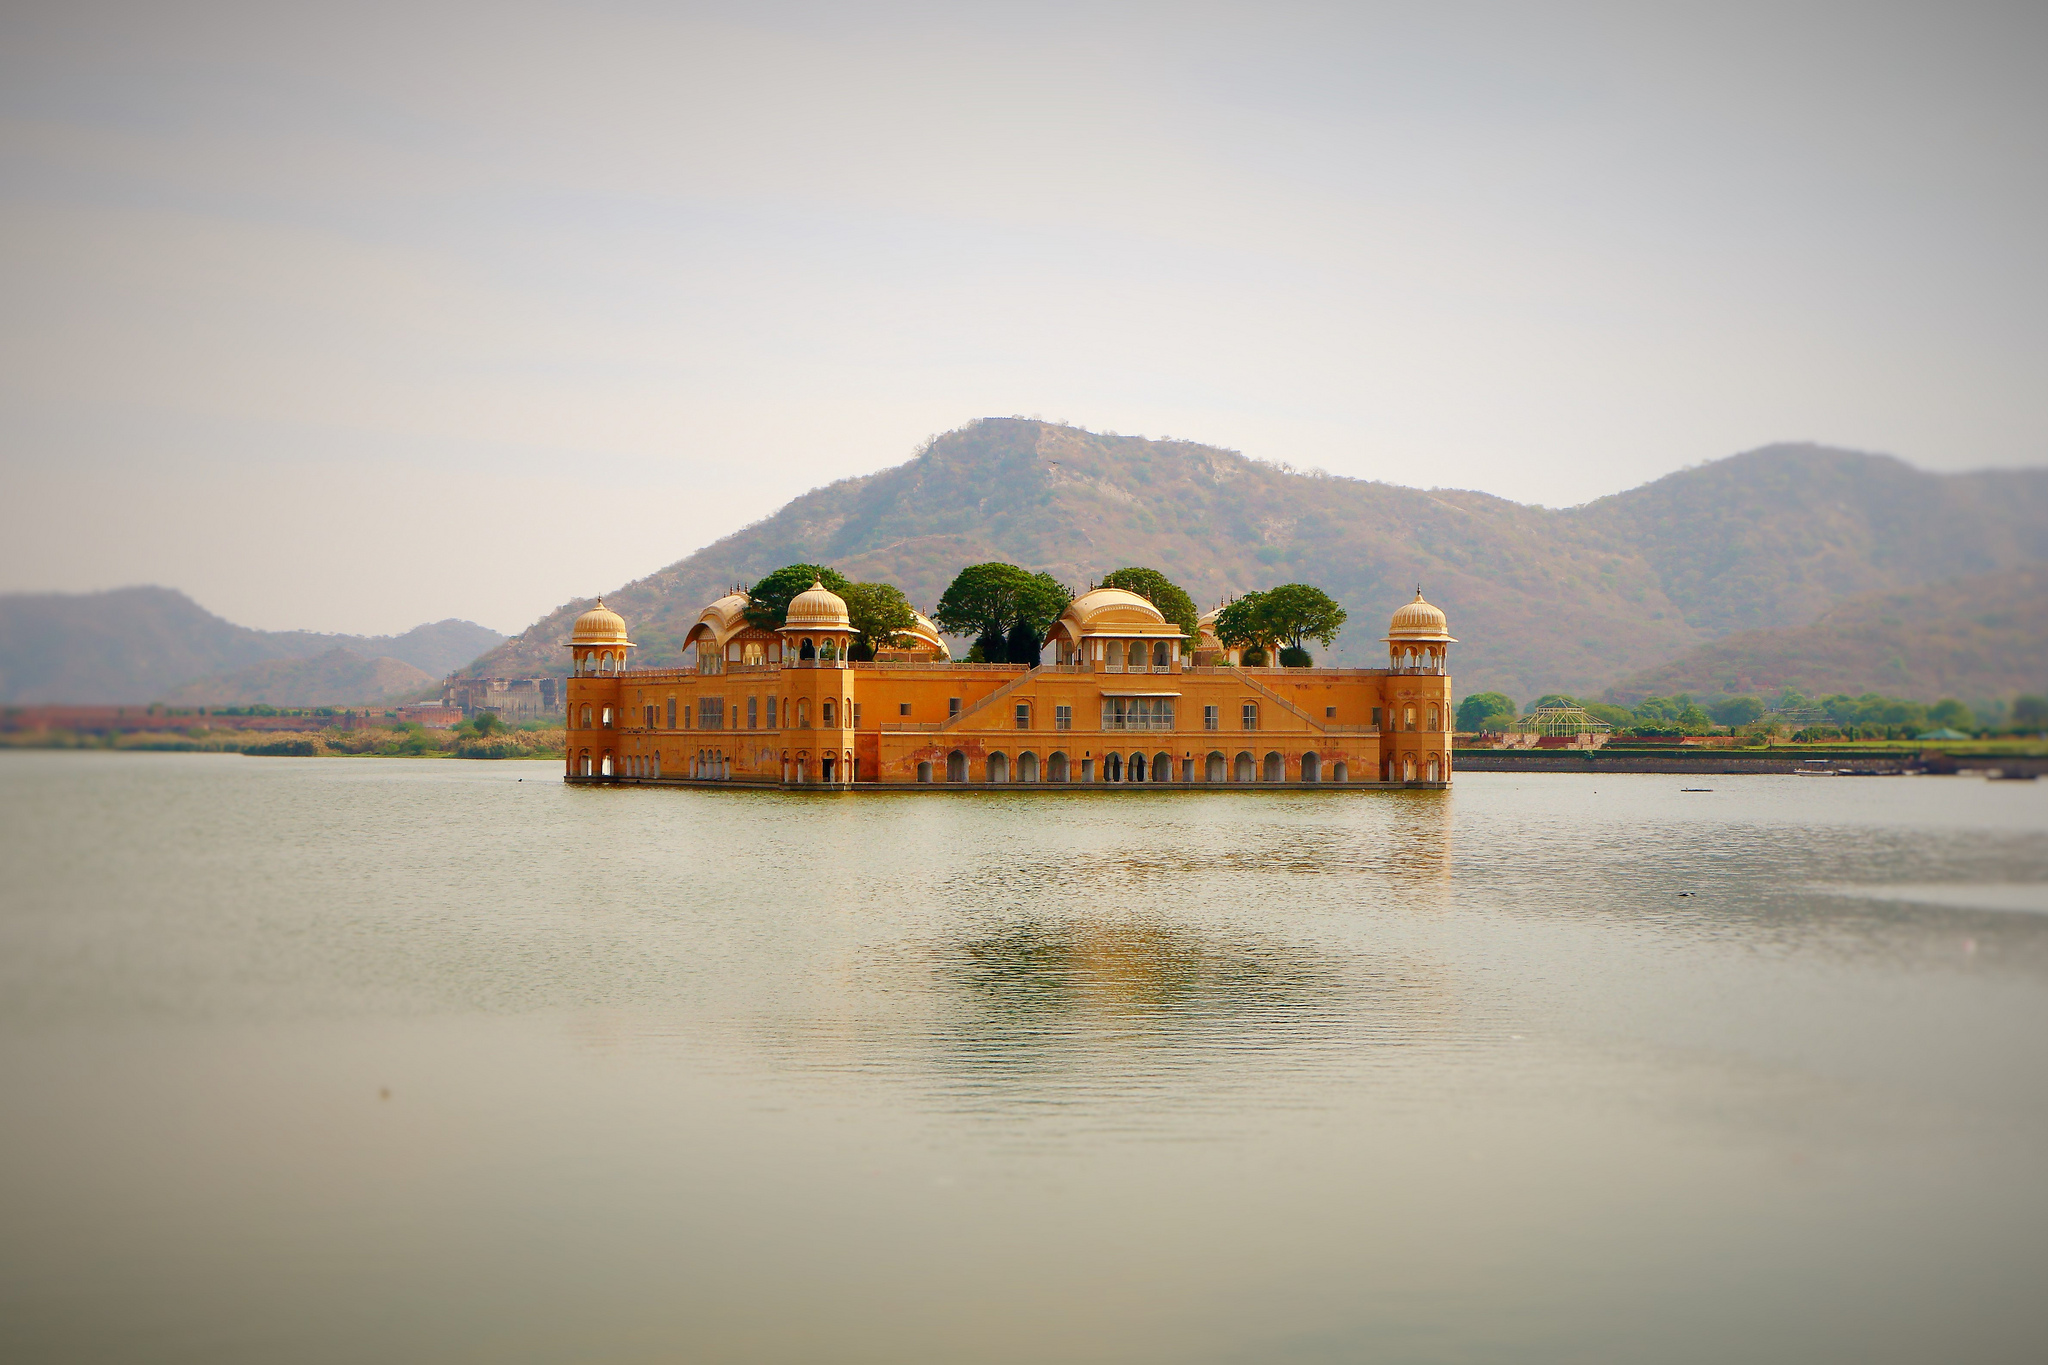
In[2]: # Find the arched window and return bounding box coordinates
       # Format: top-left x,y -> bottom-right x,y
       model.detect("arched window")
1404,706 -> 1416,731
800,638 -> 816,660
601,706 -> 613,728
1153,751 -> 1172,782
1153,641 -> 1169,669
1263,752 -> 1284,782
946,750 -> 967,782
822,700 -> 835,727
1047,751 -> 1069,782
1302,752 -> 1321,782
1206,751 -> 1227,782
1428,705 -> 1440,731
1234,752 -> 1255,782
743,643 -> 764,666
580,705 -> 592,728
798,699 -> 810,727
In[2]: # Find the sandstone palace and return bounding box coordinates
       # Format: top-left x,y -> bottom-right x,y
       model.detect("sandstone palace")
564,581 -> 1455,789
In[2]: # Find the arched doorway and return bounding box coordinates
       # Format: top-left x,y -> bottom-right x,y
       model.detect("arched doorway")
917,760 -> 933,782
946,750 -> 967,782
1018,751 -> 1039,782
1206,751 -> 1226,782
601,751 -> 613,776
1263,752 -> 1284,782
1106,753 -> 1123,782
1301,751 -> 1320,782
1234,752 -> 1255,782
1128,752 -> 1145,782
1402,754 -> 1416,782
987,752 -> 1010,783
1332,760 -> 1347,782
1153,751 -> 1173,782
579,750 -> 592,777
1048,752 -> 1069,782
821,754 -> 836,782
1427,755 -> 1441,782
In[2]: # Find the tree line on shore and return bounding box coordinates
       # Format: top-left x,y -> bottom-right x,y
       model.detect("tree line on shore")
1456,688 -> 2048,740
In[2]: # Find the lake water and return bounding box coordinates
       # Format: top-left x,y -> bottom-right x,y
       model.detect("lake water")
2,751 -> 2046,1364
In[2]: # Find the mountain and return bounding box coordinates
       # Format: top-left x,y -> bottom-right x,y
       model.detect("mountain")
0,587 -> 506,704
1603,566 -> 2048,705
162,648 -> 440,707
456,419 -> 2048,702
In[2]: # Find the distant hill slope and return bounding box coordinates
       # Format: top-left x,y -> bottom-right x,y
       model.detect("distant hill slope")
1602,566 -> 2048,704
465,420 -> 2048,702
163,649 -> 439,707
0,587 -> 505,704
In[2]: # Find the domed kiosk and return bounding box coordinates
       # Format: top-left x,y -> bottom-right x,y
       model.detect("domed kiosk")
780,580 -> 855,663
1384,590 -> 1455,674
570,599 -> 633,676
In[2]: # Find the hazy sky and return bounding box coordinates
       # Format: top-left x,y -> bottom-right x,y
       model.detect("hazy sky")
3,1 -> 2044,635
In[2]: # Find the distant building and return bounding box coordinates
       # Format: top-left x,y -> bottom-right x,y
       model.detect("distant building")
561,582 -> 1457,788
442,675 -> 561,719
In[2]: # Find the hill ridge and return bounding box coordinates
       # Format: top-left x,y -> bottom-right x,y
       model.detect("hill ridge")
462,419 -> 2048,701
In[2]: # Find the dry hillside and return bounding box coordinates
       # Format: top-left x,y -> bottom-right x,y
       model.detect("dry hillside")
463,420 -> 2048,702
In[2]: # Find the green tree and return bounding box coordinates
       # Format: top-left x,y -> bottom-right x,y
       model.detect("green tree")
742,564 -> 852,632
933,563 -> 1072,659
1710,696 -> 1765,727
1456,691 -> 1518,731
1213,591 -> 1272,657
2011,695 -> 2048,728
1927,699 -> 1973,731
1257,584 -> 1347,656
1098,567 -> 1201,641
840,581 -> 918,659
1005,619 -> 1043,666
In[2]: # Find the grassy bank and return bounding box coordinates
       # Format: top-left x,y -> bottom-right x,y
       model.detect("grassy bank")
2,724 -> 566,759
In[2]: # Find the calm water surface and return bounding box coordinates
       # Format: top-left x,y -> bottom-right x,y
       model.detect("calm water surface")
2,752 -> 2046,1363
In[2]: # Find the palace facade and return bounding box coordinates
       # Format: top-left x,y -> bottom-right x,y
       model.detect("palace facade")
564,582 -> 1456,788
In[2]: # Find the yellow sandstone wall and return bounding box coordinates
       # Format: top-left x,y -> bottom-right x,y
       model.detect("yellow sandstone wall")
565,662 -> 1453,785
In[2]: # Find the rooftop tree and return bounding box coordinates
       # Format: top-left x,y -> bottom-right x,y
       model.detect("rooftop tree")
742,564 -> 851,632
933,563 -> 1072,664
1216,584 -> 1346,666
1097,567 -> 1200,642
840,582 -> 919,661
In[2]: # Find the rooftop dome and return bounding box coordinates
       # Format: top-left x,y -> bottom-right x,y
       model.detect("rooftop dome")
684,591 -> 752,649
571,598 -> 630,645
1061,587 -> 1173,632
1384,591 -> 1456,642
906,610 -> 951,656
781,579 -> 851,630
